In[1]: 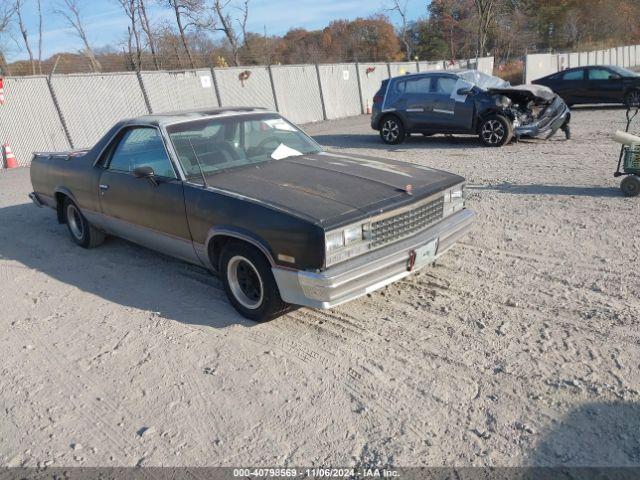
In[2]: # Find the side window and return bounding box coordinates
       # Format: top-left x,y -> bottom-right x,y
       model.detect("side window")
108,128 -> 176,178
588,68 -> 614,80
404,77 -> 431,94
431,77 -> 459,95
562,69 -> 584,81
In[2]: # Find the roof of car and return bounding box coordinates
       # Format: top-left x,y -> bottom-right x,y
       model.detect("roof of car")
125,107 -> 273,127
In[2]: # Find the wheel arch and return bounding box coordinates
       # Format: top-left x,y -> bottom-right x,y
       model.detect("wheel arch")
53,187 -> 77,224
205,227 -> 276,272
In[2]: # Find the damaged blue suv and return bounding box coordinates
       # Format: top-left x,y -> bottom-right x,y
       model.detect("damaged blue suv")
371,70 -> 571,147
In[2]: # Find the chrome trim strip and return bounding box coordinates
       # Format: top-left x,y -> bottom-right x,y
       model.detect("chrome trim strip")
272,209 -> 475,309
81,209 -> 203,267
434,109 -> 455,115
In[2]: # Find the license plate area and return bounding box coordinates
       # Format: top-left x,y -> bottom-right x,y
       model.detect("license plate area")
408,239 -> 438,271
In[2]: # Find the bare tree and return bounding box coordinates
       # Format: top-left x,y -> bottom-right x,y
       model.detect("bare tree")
210,0 -> 250,67
0,4 -> 14,75
37,0 -> 43,73
163,0 -> 204,69
54,0 -> 102,72
116,0 -> 143,70
473,0 -> 497,60
14,0 -> 36,75
386,0 -> 411,60
138,0 -> 160,69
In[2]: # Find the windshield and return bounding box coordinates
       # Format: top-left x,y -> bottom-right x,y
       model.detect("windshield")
609,66 -> 640,78
456,70 -> 511,90
166,113 -> 322,179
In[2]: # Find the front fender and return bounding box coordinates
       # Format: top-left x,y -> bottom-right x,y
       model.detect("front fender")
204,226 -> 276,271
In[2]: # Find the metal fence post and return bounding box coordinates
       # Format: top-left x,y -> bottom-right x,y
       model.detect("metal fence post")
136,70 -> 153,114
46,74 -> 74,149
354,62 -> 365,115
416,61 -> 420,72
386,62 -> 392,78
315,64 -> 328,121
210,67 -> 223,107
267,65 -> 279,112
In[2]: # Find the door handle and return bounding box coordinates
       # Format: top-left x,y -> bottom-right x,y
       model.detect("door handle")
99,184 -> 110,193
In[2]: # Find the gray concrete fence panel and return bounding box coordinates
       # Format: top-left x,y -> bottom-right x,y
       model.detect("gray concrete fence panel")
318,63 -> 362,119
357,63 -> 390,112
50,72 -> 149,149
0,77 -> 71,167
215,66 -> 276,110
140,69 -> 219,113
271,65 -> 324,124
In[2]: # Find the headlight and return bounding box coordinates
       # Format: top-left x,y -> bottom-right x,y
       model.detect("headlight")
325,230 -> 344,252
451,185 -> 463,199
443,183 -> 465,217
343,225 -> 363,245
325,223 -> 371,267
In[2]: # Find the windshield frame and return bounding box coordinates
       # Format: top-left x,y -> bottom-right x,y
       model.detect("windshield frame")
609,66 -> 640,78
164,112 -> 324,182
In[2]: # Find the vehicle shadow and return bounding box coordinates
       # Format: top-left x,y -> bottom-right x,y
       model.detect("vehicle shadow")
468,182 -> 622,198
0,202 -> 257,329
526,402 -> 640,470
313,132 -> 486,151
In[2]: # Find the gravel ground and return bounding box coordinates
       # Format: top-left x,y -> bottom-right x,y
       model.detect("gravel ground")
1,108 -> 639,468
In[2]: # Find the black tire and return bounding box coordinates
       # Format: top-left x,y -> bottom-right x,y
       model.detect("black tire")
219,242 -> 290,322
379,115 -> 406,145
624,89 -> 640,109
63,198 -> 105,248
479,114 -> 513,147
621,175 -> 640,197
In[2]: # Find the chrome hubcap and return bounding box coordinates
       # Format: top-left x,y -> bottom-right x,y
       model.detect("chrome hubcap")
482,120 -> 505,145
227,256 -> 264,310
382,120 -> 400,142
629,91 -> 640,106
67,204 -> 84,240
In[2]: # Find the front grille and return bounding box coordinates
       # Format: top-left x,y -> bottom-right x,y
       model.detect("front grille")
370,196 -> 444,248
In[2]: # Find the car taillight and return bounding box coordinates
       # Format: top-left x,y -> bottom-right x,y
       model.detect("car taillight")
373,94 -> 383,105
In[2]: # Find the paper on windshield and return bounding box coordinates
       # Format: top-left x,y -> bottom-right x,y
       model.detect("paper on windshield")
271,143 -> 303,160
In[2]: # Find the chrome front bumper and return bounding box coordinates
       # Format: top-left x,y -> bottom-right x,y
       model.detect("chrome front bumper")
272,209 -> 475,309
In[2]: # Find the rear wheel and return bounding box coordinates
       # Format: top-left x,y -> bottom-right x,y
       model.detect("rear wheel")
479,114 -> 513,147
380,116 -> 406,145
219,242 -> 290,322
624,89 -> 640,109
621,175 -> 640,197
63,198 -> 105,248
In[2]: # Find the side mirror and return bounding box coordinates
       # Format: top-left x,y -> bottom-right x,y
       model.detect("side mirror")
133,165 -> 158,186
610,74 -> 622,80
457,87 -> 472,96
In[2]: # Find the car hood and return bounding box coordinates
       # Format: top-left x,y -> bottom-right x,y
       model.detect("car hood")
488,84 -> 557,103
204,151 -> 464,227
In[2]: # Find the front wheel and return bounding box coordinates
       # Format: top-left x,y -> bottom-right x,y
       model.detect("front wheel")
64,198 -> 105,248
624,89 -> 640,109
621,175 -> 640,197
219,242 -> 290,322
479,115 -> 513,147
380,116 -> 406,145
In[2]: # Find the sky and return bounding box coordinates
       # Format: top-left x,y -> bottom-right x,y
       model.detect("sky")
2,0 -> 426,62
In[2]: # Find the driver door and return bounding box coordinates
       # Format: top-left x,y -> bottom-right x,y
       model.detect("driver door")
585,67 -> 625,103
97,126 -> 197,264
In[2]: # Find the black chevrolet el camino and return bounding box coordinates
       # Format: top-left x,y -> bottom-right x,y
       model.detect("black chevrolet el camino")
30,108 -> 475,322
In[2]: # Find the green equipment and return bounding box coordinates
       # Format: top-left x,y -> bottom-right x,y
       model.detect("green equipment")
614,106 -> 640,197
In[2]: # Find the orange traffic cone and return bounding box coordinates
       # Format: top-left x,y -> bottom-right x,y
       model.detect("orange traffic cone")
366,100 -> 372,115
0,78 -> 4,105
3,144 -> 18,169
